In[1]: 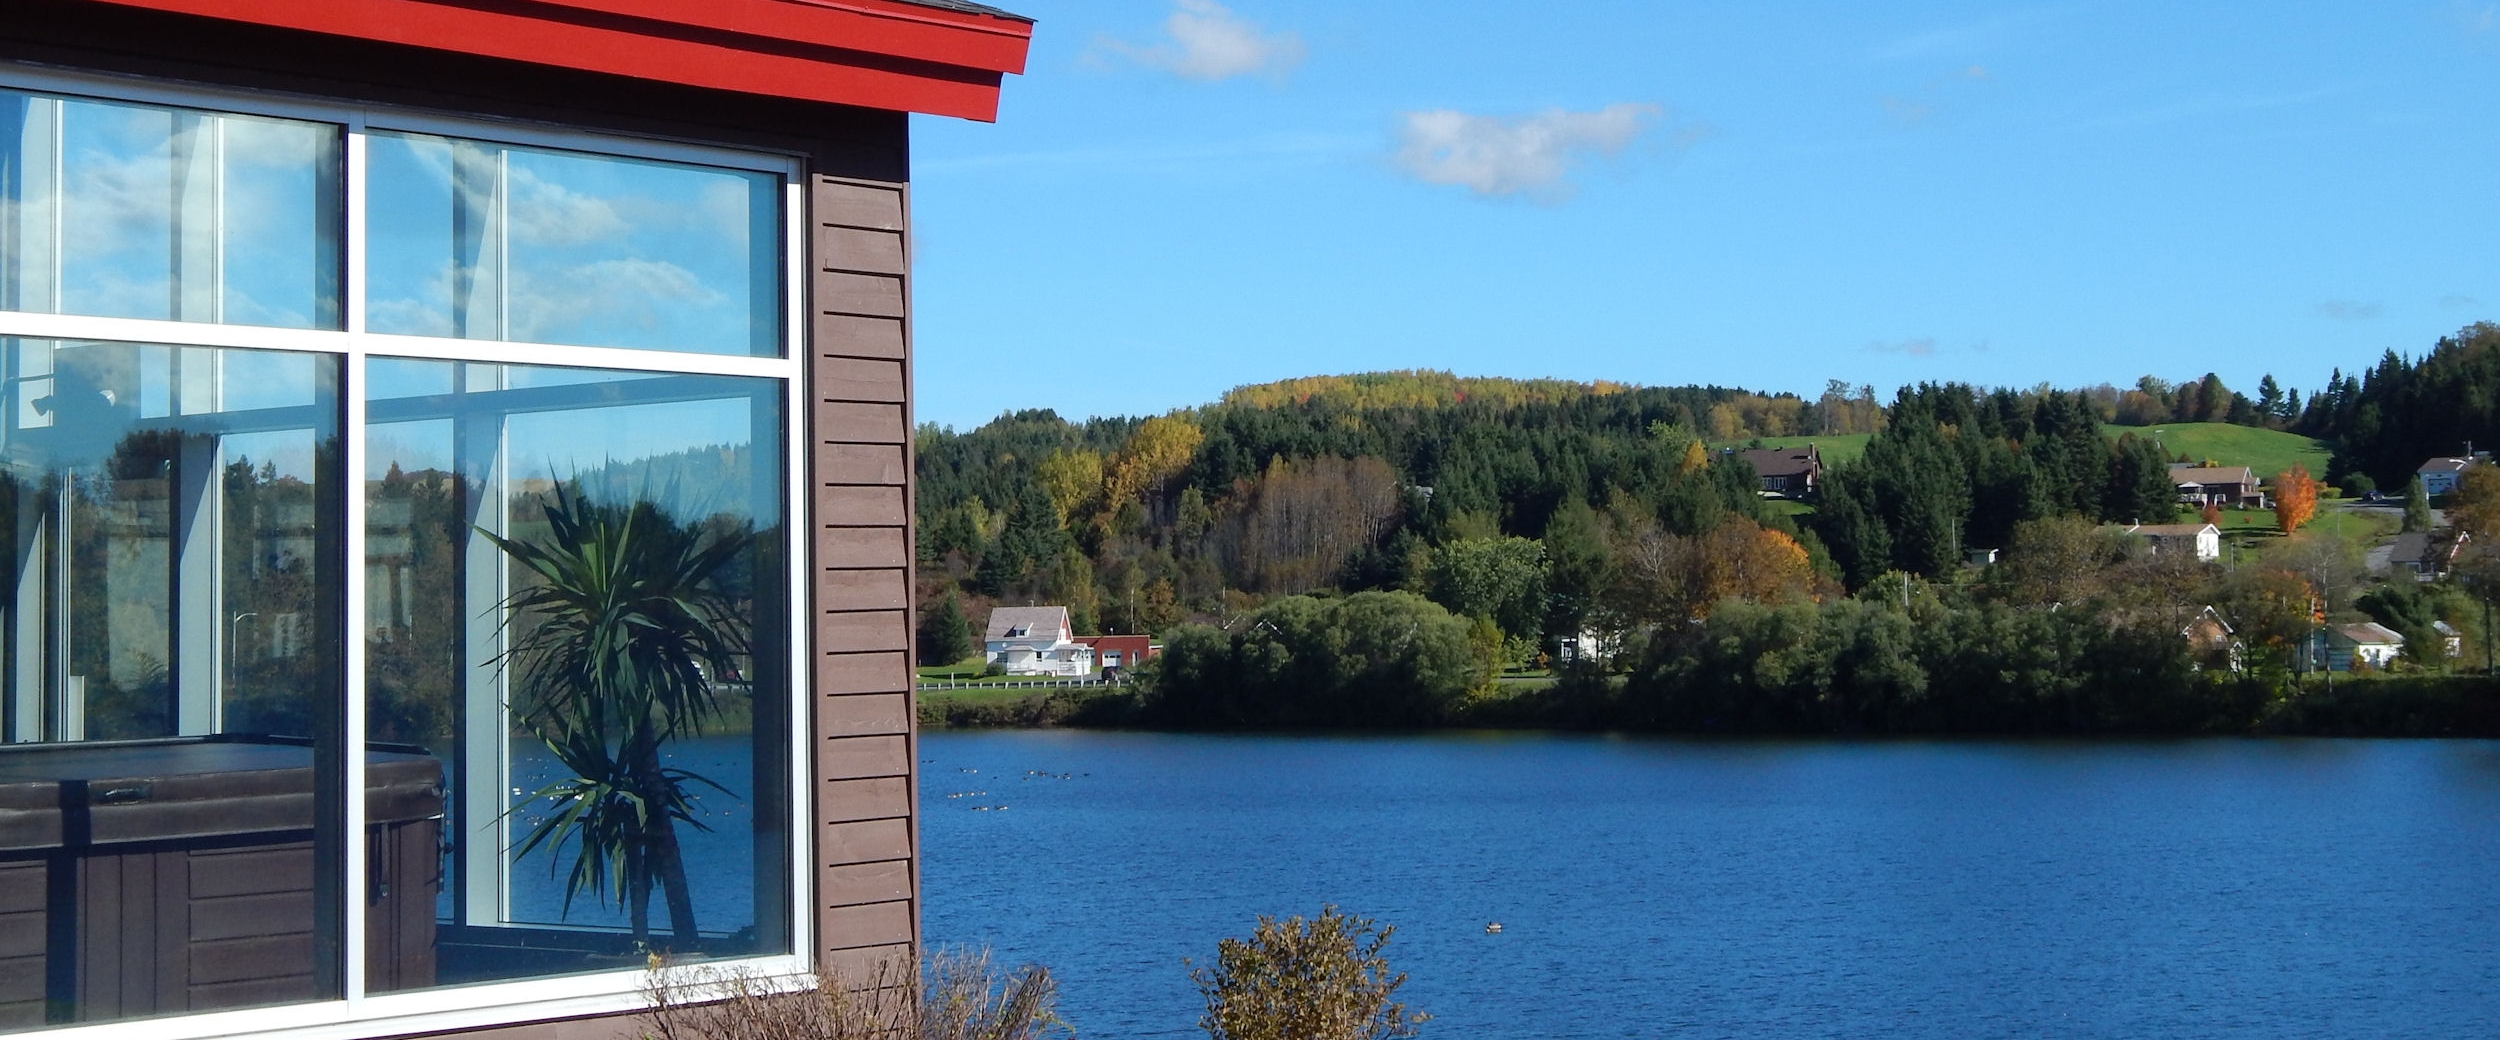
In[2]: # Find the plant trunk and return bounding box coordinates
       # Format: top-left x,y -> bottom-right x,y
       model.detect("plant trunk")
651,814 -> 700,946
628,850 -> 652,944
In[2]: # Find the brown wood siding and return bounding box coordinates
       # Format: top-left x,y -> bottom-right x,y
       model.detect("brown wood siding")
811,173 -> 920,977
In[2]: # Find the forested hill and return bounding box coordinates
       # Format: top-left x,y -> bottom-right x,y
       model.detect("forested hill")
912,326 -> 2500,654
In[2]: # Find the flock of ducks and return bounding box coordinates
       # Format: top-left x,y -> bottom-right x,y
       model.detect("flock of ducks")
942,766 -> 1086,812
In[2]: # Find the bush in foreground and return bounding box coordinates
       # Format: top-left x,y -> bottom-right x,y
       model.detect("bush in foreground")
1192,907 -> 1424,1040
643,948 -> 1064,1040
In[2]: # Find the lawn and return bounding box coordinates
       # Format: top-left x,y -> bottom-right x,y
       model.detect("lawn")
2104,422 -> 2333,482
1710,432 -> 1873,468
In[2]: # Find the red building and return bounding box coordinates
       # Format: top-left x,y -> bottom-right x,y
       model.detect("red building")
0,2 -> 1028,1037
1078,634 -> 1159,674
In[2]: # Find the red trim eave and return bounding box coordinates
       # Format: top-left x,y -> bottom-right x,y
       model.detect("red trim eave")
84,0 -> 1030,120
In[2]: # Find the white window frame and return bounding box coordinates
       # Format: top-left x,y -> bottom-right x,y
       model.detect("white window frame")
0,64 -> 820,1040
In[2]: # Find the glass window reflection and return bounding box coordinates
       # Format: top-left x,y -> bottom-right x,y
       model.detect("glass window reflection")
365,133 -> 780,357
0,338 -> 352,1028
0,93 -> 341,329
363,358 -> 788,991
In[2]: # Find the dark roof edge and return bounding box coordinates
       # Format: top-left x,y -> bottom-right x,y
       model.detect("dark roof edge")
895,0 -> 1033,23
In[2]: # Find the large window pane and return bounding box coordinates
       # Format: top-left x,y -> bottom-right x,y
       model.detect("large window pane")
365,133 -> 780,357
0,338 -> 353,1029
0,94 -> 342,328
364,358 -> 788,990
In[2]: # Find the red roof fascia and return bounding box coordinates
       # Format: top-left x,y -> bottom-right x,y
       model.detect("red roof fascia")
85,0 -> 1033,121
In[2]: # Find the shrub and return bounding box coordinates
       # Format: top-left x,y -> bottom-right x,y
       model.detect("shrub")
642,948 -> 1064,1040
1192,907 -> 1424,1040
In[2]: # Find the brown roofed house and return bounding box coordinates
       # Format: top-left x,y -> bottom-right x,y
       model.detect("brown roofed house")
2169,464 -> 2264,508
1738,445 -> 1822,497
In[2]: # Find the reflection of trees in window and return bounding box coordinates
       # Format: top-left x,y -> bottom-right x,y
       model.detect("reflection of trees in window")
221,443 -> 335,738
70,430 -> 183,740
366,462 -> 466,749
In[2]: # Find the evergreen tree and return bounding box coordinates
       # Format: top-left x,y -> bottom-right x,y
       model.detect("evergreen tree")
918,591 -> 973,666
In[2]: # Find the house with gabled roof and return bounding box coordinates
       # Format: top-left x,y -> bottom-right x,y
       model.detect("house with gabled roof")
985,605 -> 1096,676
2170,464 -> 2264,508
1737,444 -> 1822,497
2418,455 -> 2486,496
2121,522 -> 2222,562
2327,622 -> 2405,670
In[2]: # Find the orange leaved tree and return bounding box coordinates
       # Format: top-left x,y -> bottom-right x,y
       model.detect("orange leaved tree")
2274,465 -> 2319,534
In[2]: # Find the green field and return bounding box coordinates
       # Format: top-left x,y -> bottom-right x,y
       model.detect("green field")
2104,422 -> 2333,483
1711,433 -> 1873,468
1716,424 -> 2328,483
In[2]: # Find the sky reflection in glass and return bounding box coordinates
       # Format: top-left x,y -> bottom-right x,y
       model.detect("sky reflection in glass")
365,131 -> 779,356
0,91 -> 339,328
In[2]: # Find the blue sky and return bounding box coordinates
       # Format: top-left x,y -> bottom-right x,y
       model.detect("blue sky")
908,1 -> 2500,431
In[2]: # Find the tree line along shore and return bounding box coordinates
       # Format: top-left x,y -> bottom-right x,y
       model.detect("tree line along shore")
915,324 -> 2500,736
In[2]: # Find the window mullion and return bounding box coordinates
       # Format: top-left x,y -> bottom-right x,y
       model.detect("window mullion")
340,117 -> 371,1009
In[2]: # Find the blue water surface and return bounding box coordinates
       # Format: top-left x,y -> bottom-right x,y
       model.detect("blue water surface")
919,731 -> 2500,1039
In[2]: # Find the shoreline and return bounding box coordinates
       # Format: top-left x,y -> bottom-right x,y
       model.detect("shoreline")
918,673 -> 2500,739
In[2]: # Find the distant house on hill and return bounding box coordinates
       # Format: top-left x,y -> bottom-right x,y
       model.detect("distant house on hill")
2119,522 -> 2221,562
2182,605 -> 2241,672
1737,444 -> 1822,497
2169,464 -> 2264,508
2382,530 -> 2465,581
985,606 -> 1095,677
2326,622 -> 2404,671
2416,454 -> 2487,496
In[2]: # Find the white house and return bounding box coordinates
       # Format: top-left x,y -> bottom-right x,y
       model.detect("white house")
2326,622 -> 2405,671
985,605 -> 1096,677
2126,522 -> 2222,562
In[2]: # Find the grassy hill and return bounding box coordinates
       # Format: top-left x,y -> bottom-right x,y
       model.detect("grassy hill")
1710,433 -> 1874,468
2104,422 -> 2332,482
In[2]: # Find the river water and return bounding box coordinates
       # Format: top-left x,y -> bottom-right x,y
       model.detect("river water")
918,730 -> 2500,1039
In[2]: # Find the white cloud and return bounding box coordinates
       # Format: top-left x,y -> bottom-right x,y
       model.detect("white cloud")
510,258 -> 723,344
1097,0 -> 1303,82
1391,103 -> 1669,201
2319,300 -> 2383,321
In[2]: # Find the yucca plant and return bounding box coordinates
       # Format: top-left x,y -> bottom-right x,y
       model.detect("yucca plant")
486,481 -> 752,947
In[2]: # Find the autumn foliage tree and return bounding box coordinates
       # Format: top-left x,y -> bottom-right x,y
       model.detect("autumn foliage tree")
2274,465 -> 2319,534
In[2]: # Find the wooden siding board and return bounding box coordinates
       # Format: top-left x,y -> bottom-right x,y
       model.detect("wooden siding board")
822,819 -> 911,866
821,901 -> 913,951
821,569 -> 909,611
821,860 -> 913,907
815,181 -> 904,231
819,693 -> 911,738
819,486 -> 907,526
817,651 -> 909,695
819,271 -> 904,318
815,358 -> 908,405
819,777 -> 910,823
820,610 -> 909,653
814,225 -> 907,276
814,313 -> 907,360
815,401 -> 906,444
816,441 -> 908,485
815,526 -> 910,569
817,735 -> 909,782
